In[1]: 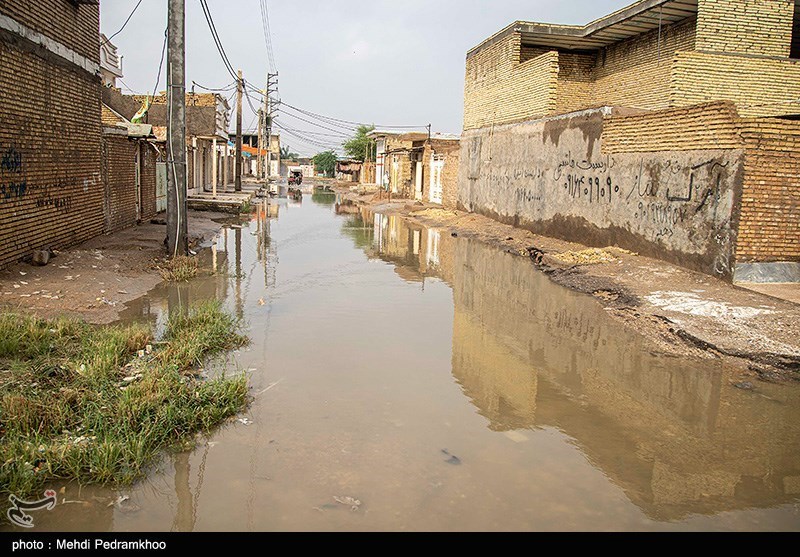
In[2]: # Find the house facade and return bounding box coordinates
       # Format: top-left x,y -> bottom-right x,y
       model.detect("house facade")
461,0 -> 800,282
104,89 -> 232,195
369,130 -> 460,208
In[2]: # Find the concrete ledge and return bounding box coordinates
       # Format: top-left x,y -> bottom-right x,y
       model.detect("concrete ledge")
735,262 -> 800,284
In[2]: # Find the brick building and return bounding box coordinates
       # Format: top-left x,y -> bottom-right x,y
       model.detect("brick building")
369,130 -> 460,208
104,89 -> 231,195
461,0 -> 800,282
101,105 -> 165,232
0,0 -> 104,269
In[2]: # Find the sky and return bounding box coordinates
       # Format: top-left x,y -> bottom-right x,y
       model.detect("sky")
101,0 -> 634,157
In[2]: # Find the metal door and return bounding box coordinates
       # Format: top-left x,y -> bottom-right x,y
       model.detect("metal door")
156,162 -> 167,213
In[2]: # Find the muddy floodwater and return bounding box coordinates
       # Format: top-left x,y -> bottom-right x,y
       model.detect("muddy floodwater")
25,192 -> 800,531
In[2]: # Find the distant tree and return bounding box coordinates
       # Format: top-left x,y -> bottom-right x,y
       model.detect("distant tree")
280,145 -> 300,160
313,151 -> 337,177
342,125 -> 376,162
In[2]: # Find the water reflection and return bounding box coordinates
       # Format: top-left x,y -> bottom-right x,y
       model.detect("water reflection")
344,208 -> 800,521
16,194 -> 799,532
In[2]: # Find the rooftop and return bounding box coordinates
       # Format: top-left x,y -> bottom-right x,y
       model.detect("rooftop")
468,0 -> 698,56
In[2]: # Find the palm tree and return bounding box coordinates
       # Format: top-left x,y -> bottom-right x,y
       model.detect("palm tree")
281,145 -> 300,160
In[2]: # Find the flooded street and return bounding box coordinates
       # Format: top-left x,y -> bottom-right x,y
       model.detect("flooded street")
29,193 -> 800,532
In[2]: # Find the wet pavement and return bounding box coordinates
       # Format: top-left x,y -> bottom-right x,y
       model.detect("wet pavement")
16,192 -> 800,532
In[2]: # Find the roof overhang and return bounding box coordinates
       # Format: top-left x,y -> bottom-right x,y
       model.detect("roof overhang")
468,0 -> 698,56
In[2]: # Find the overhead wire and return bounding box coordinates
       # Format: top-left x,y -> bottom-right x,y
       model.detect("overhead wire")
101,0 -> 144,47
259,0 -> 277,74
150,28 -> 168,100
199,0 -> 239,82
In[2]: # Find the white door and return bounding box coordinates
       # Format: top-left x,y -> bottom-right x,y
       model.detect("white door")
430,155 -> 444,204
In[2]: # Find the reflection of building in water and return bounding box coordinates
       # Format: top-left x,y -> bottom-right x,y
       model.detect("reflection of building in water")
339,210 -> 800,521
447,238 -> 800,520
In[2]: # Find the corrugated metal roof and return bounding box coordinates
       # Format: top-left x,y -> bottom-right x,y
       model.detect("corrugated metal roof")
468,0 -> 698,56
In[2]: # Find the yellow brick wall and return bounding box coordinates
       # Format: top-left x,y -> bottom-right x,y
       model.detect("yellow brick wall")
464,34 -> 558,130
555,52 -> 596,114
602,101 -> 743,153
736,119 -> 800,262
590,17 -> 697,111
671,51 -> 800,117
696,0 -> 794,58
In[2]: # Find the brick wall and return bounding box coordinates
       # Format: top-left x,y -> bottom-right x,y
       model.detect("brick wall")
140,143 -> 158,222
671,51 -> 800,117
696,0 -> 794,58
602,101 -> 743,153
464,34 -> 558,130
0,0 -> 100,63
736,119 -> 800,262
555,52 -> 596,114
0,4 -> 102,269
102,134 -> 137,234
421,140 -> 460,207
590,17 -> 697,112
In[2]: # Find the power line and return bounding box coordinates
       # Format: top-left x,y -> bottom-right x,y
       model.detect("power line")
150,28 -> 168,99
259,0 -> 277,74
101,0 -> 144,47
192,81 -> 237,92
276,108 -> 353,136
274,122 -> 343,152
280,101 -> 427,130
199,0 -> 238,82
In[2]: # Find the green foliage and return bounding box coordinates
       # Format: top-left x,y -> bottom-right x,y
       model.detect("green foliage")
0,302 -> 250,500
280,145 -> 300,160
342,125 -> 376,162
312,150 -> 338,178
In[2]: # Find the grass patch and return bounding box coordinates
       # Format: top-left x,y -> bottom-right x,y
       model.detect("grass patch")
158,256 -> 199,283
240,200 -> 252,214
0,301 -> 249,500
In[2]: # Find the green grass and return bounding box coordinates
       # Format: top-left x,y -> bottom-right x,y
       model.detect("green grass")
0,301 -> 249,499
158,256 -> 199,283
240,200 -> 252,214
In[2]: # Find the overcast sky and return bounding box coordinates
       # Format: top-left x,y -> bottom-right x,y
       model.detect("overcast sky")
101,0 -> 632,156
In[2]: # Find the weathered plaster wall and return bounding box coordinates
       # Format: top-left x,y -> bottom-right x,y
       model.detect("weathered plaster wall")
458,109 -> 745,278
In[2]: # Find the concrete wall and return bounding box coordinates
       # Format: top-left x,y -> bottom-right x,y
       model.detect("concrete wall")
0,1 -> 102,268
458,108 -> 745,279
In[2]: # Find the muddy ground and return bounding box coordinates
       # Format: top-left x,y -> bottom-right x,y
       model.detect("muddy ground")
0,211 -> 231,324
337,185 -> 800,382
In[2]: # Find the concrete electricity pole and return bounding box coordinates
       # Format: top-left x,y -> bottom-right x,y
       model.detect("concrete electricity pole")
235,69 -> 243,192
167,0 -> 188,257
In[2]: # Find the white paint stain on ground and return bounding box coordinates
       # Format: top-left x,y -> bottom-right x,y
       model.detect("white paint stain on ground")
645,292 -> 774,320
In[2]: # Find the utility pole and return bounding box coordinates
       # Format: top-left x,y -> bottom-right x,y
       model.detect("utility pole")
167,0 -> 188,257
235,69 -> 243,192
265,73 -> 278,188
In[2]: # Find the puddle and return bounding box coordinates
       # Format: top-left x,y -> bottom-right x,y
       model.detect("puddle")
11,194 -> 800,532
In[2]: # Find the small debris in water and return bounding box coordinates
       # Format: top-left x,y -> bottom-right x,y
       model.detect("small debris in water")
734,381 -> 755,391
237,417 -> 253,426
333,496 -> 362,512
442,449 -> 462,465
258,298 -> 266,306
